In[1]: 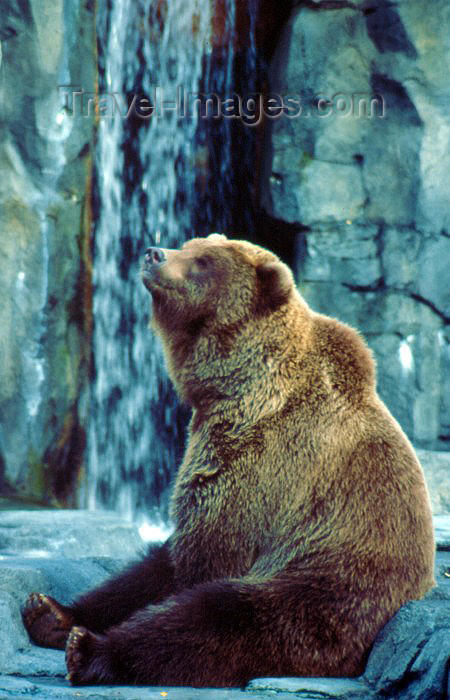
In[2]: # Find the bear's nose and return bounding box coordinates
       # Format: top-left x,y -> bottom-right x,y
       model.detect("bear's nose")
145,247 -> 166,265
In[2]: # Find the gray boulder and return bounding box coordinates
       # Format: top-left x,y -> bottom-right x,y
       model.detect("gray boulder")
364,599 -> 450,699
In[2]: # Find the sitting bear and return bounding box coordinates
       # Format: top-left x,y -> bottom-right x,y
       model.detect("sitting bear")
23,233 -> 435,687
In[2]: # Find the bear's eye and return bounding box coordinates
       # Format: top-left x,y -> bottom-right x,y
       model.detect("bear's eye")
189,256 -> 212,278
195,256 -> 209,269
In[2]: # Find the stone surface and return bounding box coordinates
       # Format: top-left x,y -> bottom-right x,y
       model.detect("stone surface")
246,677 -> 371,697
434,516 -> 450,551
0,678 -> 291,700
0,559 -> 122,675
417,451 -> 450,515
0,510 -> 144,558
0,510 -> 144,676
364,599 -> 450,699
267,0 -> 450,451
0,0 -> 96,505
0,510 -> 449,699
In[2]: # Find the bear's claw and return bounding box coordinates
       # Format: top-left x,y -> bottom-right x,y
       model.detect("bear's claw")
66,626 -> 113,686
66,626 -> 89,683
22,592 -> 74,649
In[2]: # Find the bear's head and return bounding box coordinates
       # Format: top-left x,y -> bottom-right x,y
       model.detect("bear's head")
141,234 -> 310,407
141,233 -> 294,332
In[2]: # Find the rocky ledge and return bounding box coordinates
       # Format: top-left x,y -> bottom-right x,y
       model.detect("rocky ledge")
0,510 -> 449,699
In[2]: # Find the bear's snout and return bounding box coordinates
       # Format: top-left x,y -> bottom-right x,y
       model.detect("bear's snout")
145,247 -> 166,265
141,247 -> 170,292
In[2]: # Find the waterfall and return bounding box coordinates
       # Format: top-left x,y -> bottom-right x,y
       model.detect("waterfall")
88,0 -> 261,529
194,0 -> 261,235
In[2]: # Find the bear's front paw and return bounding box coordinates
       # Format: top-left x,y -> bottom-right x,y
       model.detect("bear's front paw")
22,593 -> 74,649
66,626 -> 116,686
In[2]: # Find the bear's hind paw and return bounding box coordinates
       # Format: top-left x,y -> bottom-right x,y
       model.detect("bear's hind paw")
66,626 -> 115,686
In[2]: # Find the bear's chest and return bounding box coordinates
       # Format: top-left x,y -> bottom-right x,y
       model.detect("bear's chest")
169,426 -> 268,585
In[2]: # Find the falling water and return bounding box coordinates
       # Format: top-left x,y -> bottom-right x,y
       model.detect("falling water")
194,0 -> 261,235
88,0 -> 209,528
89,0 -> 262,528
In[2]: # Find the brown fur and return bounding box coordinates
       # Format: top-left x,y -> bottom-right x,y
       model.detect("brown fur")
23,234 -> 435,686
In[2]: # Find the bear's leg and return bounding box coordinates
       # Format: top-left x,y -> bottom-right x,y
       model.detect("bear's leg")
66,580 -> 262,686
65,577 -> 360,687
23,540 -> 175,648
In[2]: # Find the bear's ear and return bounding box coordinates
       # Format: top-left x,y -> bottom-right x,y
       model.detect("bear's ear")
256,260 -> 293,311
207,233 -> 227,242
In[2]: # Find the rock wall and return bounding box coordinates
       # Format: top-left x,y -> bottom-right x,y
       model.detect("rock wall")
0,1 -> 96,503
265,0 -> 450,450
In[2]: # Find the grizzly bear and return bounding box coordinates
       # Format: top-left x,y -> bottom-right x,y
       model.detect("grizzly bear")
22,233 -> 435,687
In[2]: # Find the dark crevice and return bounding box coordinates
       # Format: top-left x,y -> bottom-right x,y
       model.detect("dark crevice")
250,210 -> 308,267
341,282 -> 450,323
295,231 -> 309,274
293,0 -> 359,10
0,26 -> 17,39
342,278 -> 385,293
409,293 -> 450,324
364,0 -> 417,57
0,451 -> 15,497
44,405 -> 86,504
374,224 -> 386,287
370,74 -> 422,127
